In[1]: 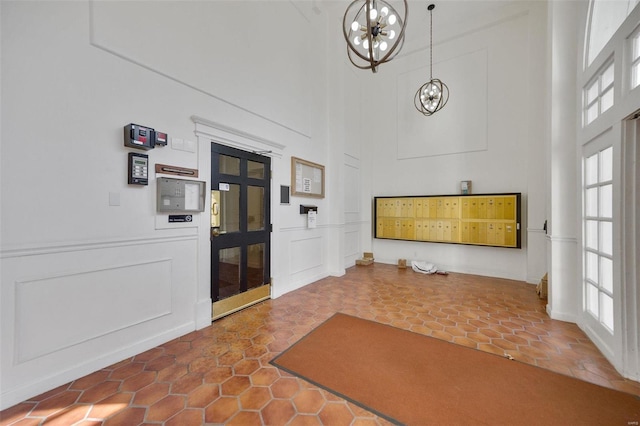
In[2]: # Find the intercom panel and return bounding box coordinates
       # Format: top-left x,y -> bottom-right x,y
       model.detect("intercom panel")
128,152 -> 148,185
157,177 -> 206,212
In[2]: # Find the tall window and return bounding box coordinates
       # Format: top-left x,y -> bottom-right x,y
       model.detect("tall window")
584,61 -> 614,125
584,147 -> 614,332
631,25 -> 640,89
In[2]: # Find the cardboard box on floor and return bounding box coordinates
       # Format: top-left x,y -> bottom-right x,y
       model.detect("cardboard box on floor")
536,273 -> 548,299
356,252 -> 374,266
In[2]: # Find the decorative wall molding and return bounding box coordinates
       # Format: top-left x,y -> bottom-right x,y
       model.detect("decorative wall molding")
88,1 -> 311,140
0,234 -> 197,259
547,235 -> 578,244
192,116 -> 285,158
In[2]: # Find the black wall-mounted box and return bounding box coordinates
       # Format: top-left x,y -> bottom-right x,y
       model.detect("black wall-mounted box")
300,205 -> 317,214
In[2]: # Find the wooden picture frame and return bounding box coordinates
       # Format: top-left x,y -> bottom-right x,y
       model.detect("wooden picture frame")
291,157 -> 325,198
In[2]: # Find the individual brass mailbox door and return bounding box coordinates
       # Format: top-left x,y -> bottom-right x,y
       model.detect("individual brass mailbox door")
495,197 -> 505,219
461,199 -> 470,218
504,197 -> 516,220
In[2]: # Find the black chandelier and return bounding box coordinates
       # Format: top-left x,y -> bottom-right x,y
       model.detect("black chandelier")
343,0 -> 408,73
414,4 -> 449,116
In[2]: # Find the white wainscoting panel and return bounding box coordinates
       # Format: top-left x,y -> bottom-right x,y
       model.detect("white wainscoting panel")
344,229 -> 360,267
1,236 -> 198,409
290,235 -> 323,275
15,259 -> 172,363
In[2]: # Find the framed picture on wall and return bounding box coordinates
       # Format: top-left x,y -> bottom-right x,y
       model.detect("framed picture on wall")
291,157 -> 325,198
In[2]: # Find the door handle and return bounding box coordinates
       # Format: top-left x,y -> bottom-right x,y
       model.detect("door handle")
211,228 -> 220,240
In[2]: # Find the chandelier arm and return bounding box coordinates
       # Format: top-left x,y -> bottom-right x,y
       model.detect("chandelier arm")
375,3 -> 408,64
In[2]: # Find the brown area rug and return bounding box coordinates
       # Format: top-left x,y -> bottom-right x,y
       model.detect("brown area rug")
270,313 -> 640,425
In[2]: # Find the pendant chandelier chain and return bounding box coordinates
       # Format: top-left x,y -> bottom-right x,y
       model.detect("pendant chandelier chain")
429,7 -> 433,80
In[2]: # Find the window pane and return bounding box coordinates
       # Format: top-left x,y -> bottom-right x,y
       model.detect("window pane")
601,256 -> 613,293
585,154 -> 598,185
248,161 -> 265,179
587,104 -> 598,124
587,0 -> 630,65
218,247 -> 241,300
586,187 -> 598,217
600,184 -> 613,218
219,155 -> 240,176
220,184 -> 240,233
586,251 -> 599,282
247,186 -> 265,231
601,63 -> 614,89
601,293 -> 614,331
586,81 -> 599,104
247,243 -> 265,289
586,220 -> 598,250
600,88 -> 614,112
600,221 -> 613,255
587,283 -> 599,316
633,63 -> 640,89
600,147 -> 613,182
634,33 -> 640,60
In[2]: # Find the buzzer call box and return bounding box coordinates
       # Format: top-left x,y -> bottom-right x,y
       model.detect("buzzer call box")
124,123 -> 168,150
125,123 -> 154,150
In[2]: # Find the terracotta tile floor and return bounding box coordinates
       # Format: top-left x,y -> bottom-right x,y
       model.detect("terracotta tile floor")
2,263 -> 639,425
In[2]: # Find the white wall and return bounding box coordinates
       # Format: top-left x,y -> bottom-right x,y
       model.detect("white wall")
358,1 -> 548,282
0,0 -> 336,409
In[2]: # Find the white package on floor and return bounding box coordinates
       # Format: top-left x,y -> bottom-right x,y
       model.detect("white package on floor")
411,260 -> 438,274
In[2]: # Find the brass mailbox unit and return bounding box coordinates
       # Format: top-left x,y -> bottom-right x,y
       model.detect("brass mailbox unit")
374,193 -> 521,248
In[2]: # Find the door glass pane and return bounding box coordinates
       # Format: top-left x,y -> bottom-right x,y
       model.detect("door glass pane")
586,220 -> 598,250
218,247 -> 241,300
600,257 -> 613,293
220,184 -> 240,233
600,184 -> 612,218
587,283 -> 599,316
586,251 -> 599,282
248,161 -> 265,179
586,187 -> 598,216
247,243 -> 265,290
601,293 -> 614,331
247,186 -> 265,231
585,154 -> 598,185
219,155 -> 240,176
600,147 -> 613,182
599,221 -> 612,255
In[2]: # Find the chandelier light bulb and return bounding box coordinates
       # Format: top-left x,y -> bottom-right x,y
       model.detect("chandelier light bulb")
388,29 -> 396,40
363,39 -> 369,49
354,36 -> 361,45
381,6 -> 389,16
369,8 -> 378,20
380,41 -> 388,51
351,21 -> 360,31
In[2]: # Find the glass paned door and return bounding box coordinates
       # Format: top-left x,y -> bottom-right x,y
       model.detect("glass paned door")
211,143 -> 271,320
583,146 -> 614,333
